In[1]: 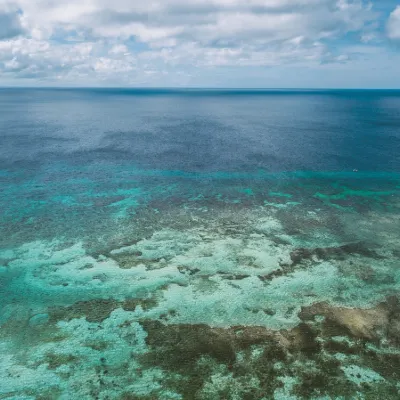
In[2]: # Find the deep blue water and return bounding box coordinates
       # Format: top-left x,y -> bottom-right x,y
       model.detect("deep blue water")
1,89 -> 400,398
1,88 -> 400,172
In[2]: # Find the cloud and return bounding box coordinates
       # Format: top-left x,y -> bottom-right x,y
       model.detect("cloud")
109,44 -> 129,55
0,2 -> 25,39
0,0 -> 385,84
387,6 -> 400,40
15,0 -> 376,44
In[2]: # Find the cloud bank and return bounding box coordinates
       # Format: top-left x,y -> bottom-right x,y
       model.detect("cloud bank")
0,0 -> 398,86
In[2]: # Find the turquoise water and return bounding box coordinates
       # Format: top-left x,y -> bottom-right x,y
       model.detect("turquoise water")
1,89 -> 400,399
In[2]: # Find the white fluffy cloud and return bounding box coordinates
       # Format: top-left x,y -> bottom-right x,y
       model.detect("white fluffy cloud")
387,6 -> 400,40
0,0 -> 384,84
15,0 -> 376,44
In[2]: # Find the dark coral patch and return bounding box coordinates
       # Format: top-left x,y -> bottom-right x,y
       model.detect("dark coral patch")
49,296 -> 158,323
49,299 -> 119,323
290,242 -> 382,266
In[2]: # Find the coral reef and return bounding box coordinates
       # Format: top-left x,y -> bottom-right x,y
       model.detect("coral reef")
1,175 -> 400,398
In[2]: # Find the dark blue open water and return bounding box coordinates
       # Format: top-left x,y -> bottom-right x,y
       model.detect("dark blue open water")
1,89 -> 400,399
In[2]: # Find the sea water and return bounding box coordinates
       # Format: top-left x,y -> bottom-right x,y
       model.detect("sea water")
1,89 -> 400,399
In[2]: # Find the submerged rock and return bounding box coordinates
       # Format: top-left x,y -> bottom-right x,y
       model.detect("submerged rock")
29,313 -> 50,326
300,296 -> 400,341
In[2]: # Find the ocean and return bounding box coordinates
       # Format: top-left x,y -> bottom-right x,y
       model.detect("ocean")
1,88 -> 400,398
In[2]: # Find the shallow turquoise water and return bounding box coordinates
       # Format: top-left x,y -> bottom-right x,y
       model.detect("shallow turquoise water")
1,89 -> 400,399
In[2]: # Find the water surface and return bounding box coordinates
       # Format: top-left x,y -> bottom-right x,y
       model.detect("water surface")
1,89 -> 400,399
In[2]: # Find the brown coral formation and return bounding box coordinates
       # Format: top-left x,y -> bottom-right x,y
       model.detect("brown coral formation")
48,296 -> 158,323
299,296 -> 400,341
2,294 -> 396,399
135,296 -> 400,398
140,319 -> 322,373
290,242 -> 382,266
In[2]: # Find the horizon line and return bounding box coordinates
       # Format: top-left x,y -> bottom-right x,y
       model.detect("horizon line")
1,86 -> 400,91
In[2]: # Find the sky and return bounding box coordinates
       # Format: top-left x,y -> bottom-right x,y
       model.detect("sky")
0,0 -> 400,88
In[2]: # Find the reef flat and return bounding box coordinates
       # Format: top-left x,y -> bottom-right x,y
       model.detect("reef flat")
1,167 -> 400,399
